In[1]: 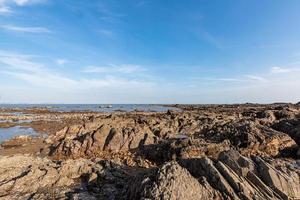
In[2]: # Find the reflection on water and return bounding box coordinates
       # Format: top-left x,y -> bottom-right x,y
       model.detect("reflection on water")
0,126 -> 38,143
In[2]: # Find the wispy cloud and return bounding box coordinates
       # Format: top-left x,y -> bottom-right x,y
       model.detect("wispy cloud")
193,27 -> 224,49
83,64 -> 146,74
0,51 -> 43,72
1,51 -> 300,103
97,2 -> 124,22
245,75 -> 269,82
97,29 -> 114,37
0,25 -> 51,33
294,52 -> 300,58
201,31 -> 224,49
136,0 -> 149,7
192,77 -> 243,83
257,44 -> 283,49
270,66 -> 300,74
0,0 -> 46,15
193,75 -> 269,84
0,51 -> 153,90
10,0 -> 46,6
56,59 -> 68,65
0,4 -> 11,14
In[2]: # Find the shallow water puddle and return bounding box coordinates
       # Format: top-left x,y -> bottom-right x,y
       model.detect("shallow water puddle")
0,112 -> 26,116
0,119 -> 33,123
0,126 -> 38,143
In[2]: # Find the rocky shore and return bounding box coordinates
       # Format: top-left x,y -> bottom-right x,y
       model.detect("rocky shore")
0,104 -> 300,199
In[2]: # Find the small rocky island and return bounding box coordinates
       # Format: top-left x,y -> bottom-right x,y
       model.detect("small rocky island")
0,103 -> 300,199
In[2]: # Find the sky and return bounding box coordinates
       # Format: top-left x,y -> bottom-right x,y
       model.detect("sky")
0,0 -> 300,104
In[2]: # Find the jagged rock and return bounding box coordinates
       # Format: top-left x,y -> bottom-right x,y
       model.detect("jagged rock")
273,108 -> 296,120
271,118 -> 300,158
125,161 -> 221,200
47,107 -> 297,159
84,160 -> 131,200
47,111 -> 231,158
125,150 -> 300,200
180,156 -> 240,199
180,150 -> 300,200
48,116 -> 158,158
254,156 -> 300,199
204,121 -> 295,156
0,155 -> 102,199
272,119 -> 300,145
139,138 -> 231,164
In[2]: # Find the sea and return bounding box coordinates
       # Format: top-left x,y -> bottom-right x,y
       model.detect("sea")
0,104 -> 180,113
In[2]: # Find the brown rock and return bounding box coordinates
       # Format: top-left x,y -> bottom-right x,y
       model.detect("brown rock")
126,161 -> 221,200
0,155 -> 101,199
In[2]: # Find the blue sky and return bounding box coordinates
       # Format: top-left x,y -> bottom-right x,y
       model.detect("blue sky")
0,0 -> 300,103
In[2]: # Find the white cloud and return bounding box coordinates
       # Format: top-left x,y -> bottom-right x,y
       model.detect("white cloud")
0,25 -> 50,33
12,0 -> 44,6
83,65 -> 146,74
1,0 -> 46,6
0,0 -> 46,15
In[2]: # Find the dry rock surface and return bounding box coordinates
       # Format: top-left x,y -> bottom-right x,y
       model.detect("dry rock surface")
1,104 -> 300,199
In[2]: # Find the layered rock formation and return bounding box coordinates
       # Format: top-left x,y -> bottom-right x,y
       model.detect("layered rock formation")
1,104 -> 300,199
125,161 -> 221,200
1,150 -> 299,199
